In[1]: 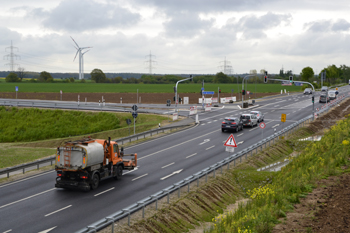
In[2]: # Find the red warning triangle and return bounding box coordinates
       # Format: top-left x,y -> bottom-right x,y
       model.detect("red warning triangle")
223,134 -> 237,147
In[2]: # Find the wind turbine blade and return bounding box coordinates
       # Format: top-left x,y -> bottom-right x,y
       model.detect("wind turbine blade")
70,36 -> 80,48
73,49 -> 80,61
82,50 -> 90,55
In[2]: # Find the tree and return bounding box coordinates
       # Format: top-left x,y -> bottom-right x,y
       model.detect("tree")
38,71 -> 53,82
214,72 -> 231,83
300,67 -> 314,82
17,67 -> 27,81
5,72 -> 20,82
69,77 -> 75,83
90,68 -> 106,83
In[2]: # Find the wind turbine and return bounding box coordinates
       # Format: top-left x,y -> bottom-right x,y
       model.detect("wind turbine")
81,49 -> 90,79
71,37 -> 92,80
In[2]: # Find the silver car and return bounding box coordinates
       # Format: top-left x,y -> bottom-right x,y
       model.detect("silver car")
304,88 -> 312,94
250,111 -> 264,122
240,114 -> 258,127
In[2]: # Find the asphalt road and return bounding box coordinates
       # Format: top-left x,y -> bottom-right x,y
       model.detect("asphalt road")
1,86 -> 349,233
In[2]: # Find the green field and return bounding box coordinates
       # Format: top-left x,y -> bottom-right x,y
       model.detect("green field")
0,82 -> 303,93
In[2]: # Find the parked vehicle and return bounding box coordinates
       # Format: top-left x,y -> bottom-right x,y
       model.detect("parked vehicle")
328,91 -> 337,100
321,86 -> 329,92
221,117 -> 243,132
55,137 -> 137,191
319,93 -> 329,103
250,111 -> 264,122
303,88 -> 312,94
240,114 -> 258,127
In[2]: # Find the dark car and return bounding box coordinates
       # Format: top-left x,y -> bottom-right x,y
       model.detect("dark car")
221,117 -> 243,132
319,93 -> 329,103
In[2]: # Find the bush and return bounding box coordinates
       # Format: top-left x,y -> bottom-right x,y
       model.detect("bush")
5,72 -> 20,82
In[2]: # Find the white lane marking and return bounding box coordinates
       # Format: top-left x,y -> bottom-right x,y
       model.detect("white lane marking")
274,105 -> 280,107
137,130 -> 220,160
207,121 -> 212,124
202,124 -> 206,126
38,227 -> 57,233
237,133 -> 244,136
0,188 -> 56,209
186,153 -> 197,159
160,169 -> 183,180
272,124 -> 280,128
249,127 -> 257,131
271,110 -> 275,112
123,166 -> 139,175
94,187 -> 115,197
45,205 -> 72,217
206,145 -> 215,150
199,139 -> 210,145
161,162 -> 175,169
213,120 -> 217,122
237,141 -> 244,145
132,173 -> 148,181
0,170 -> 56,189
3,230 -> 12,233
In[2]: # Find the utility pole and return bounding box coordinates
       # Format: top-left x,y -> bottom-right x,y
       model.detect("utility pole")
218,57 -> 232,74
145,51 -> 157,74
4,41 -> 20,71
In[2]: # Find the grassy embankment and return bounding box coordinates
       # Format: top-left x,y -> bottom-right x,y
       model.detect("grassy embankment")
0,82 -> 302,94
118,115 -> 350,233
0,106 -> 169,169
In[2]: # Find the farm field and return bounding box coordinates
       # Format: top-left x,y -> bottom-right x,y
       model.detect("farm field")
0,82 -> 303,93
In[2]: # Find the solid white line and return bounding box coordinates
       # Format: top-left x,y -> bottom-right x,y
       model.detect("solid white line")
0,170 -> 56,189
45,205 -> 72,217
132,173 -> 148,181
94,187 -> 115,197
237,133 -> 244,136
161,162 -> 175,169
206,145 -> 215,150
138,130 -> 220,160
186,153 -> 197,159
0,188 -> 56,209
3,230 -> 12,233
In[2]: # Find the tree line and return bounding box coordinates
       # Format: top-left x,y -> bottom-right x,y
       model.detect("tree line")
4,64 -> 350,85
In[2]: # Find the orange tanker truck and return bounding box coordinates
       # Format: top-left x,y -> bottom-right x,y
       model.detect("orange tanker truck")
55,137 -> 137,191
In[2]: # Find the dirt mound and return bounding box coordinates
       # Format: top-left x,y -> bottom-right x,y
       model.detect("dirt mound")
273,173 -> 350,233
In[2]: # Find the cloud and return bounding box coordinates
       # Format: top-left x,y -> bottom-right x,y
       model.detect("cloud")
305,19 -> 350,33
40,0 -> 141,32
162,12 -> 214,38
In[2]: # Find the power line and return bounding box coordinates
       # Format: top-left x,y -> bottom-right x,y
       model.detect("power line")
144,51 -> 157,74
3,41 -> 20,71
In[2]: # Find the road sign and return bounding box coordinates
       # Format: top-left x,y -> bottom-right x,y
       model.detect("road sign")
132,105 -> 138,111
15,86 -> 18,92
247,91 -> 250,95
223,134 -> 237,148
259,122 -> 266,129
281,113 -> 286,122
126,119 -> 132,125
132,111 -> 138,118
202,91 -> 215,95
201,87 -> 204,91
336,87 -> 338,90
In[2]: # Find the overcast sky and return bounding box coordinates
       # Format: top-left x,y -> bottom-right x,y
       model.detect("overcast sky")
1,0 -> 350,75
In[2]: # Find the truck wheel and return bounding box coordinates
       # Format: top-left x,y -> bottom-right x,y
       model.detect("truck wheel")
91,173 -> 99,190
113,165 -> 123,180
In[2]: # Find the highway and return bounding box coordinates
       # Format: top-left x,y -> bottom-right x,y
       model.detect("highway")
1,86 -> 349,233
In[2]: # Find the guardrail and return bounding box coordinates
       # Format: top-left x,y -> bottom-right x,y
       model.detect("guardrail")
0,124 -> 193,179
75,114 -> 321,233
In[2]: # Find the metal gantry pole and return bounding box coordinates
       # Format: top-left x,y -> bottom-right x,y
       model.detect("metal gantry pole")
175,76 -> 192,113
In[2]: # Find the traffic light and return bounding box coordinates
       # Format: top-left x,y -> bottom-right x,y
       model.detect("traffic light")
242,90 -> 245,95
264,76 -> 267,83
173,86 -> 176,93
219,89 -> 221,93
173,96 -> 176,101
179,97 -> 182,103
289,76 -> 293,82
312,96 -> 314,103
264,71 -> 268,76
200,90 -> 202,95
